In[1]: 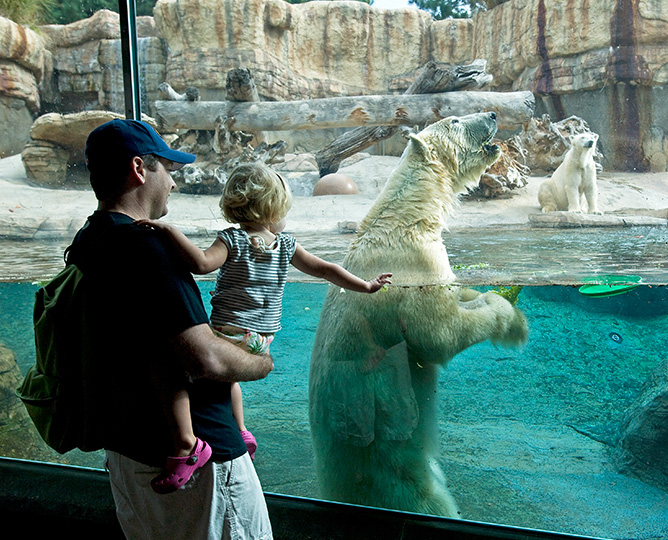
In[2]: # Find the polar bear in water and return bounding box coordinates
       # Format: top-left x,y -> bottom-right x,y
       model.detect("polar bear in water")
308,113 -> 528,517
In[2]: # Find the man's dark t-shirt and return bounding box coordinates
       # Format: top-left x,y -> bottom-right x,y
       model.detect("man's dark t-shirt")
67,211 -> 247,465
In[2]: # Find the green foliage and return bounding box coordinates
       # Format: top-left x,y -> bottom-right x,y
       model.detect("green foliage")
43,0 -> 157,25
0,0 -> 54,24
408,0 -> 488,19
491,285 -> 523,306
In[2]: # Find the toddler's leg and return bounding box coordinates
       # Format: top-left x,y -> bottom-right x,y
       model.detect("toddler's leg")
169,388 -> 197,457
232,382 -> 258,460
151,377 -> 212,494
152,365 -> 197,457
212,328 -> 271,460
231,382 -> 247,432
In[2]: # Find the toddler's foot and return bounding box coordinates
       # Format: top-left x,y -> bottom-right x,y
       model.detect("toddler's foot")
240,430 -> 257,460
151,437 -> 212,494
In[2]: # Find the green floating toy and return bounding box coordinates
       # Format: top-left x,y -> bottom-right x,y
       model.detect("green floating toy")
578,275 -> 642,298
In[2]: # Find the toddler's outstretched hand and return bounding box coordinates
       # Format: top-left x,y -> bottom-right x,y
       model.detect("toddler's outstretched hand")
368,273 -> 392,293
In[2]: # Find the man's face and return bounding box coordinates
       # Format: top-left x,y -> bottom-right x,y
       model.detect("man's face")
145,157 -> 178,219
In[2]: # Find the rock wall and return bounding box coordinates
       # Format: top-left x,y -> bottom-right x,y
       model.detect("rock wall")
0,18 -> 49,157
153,0 -> 471,100
0,343 -> 47,460
0,10 -> 166,159
615,357 -> 668,491
38,10 -> 167,117
472,0 -> 668,172
2,0 -> 668,170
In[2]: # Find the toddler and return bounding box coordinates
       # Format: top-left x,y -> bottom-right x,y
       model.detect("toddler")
146,162 -> 391,493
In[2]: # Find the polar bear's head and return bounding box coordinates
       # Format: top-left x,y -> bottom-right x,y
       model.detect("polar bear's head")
351,112 -> 502,282
407,112 -> 502,192
570,132 -> 598,153
359,112 -> 502,238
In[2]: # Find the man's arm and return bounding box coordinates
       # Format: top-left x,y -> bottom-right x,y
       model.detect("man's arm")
168,323 -> 274,382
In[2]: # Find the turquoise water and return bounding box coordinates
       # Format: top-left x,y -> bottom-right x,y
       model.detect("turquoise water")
0,280 -> 327,376
3,281 -> 666,375
2,280 -> 668,538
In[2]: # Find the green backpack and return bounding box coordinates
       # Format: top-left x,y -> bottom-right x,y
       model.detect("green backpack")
16,263 -> 99,454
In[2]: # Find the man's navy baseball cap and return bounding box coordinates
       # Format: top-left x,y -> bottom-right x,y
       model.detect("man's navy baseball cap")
85,119 -> 196,171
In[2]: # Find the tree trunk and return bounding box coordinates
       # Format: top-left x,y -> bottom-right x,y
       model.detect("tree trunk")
155,91 -> 533,133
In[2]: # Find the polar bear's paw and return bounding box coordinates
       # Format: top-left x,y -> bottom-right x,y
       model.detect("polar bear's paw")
491,305 -> 529,347
507,307 -> 529,345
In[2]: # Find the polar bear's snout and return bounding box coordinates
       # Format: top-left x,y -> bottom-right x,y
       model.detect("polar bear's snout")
458,111 -> 497,141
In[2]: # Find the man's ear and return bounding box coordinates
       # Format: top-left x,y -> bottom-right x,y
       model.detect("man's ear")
130,156 -> 147,185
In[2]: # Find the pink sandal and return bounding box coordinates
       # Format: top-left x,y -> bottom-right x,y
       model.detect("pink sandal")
151,438 -> 212,494
240,430 -> 257,460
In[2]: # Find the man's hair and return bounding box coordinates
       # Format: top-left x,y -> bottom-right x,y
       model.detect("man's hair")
89,154 -> 160,201
220,163 -> 292,225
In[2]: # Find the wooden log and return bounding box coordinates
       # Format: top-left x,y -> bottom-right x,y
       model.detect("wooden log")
403,59 -> 492,94
315,60 -> 496,176
155,90 -> 534,133
225,67 -> 266,144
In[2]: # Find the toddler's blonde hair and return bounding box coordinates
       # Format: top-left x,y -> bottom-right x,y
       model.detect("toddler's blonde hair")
220,163 -> 292,224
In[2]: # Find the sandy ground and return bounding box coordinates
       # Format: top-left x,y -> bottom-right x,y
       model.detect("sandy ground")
1,154 -> 668,241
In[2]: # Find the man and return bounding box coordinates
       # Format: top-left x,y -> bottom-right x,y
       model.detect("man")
70,119 -> 274,539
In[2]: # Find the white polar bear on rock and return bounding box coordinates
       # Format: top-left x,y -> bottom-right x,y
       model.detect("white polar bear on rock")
308,113 -> 528,518
538,132 -> 600,213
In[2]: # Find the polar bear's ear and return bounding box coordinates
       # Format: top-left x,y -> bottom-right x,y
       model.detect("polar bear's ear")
409,133 -> 431,159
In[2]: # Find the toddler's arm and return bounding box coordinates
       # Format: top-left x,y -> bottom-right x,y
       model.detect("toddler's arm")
138,220 -> 228,275
291,243 -> 391,293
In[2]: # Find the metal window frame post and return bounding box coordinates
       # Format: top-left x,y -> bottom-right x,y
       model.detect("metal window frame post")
118,0 -> 141,120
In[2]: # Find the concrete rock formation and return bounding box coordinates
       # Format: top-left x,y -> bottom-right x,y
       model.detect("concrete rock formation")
0,17 -> 49,157
21,110 -> 158,186
38,10 -> 167,118
153,0 -> 448,101
0,344 -> 47,459
3,0 -> 668,172
0,9 -> 166,161
615,358 -> 668,491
